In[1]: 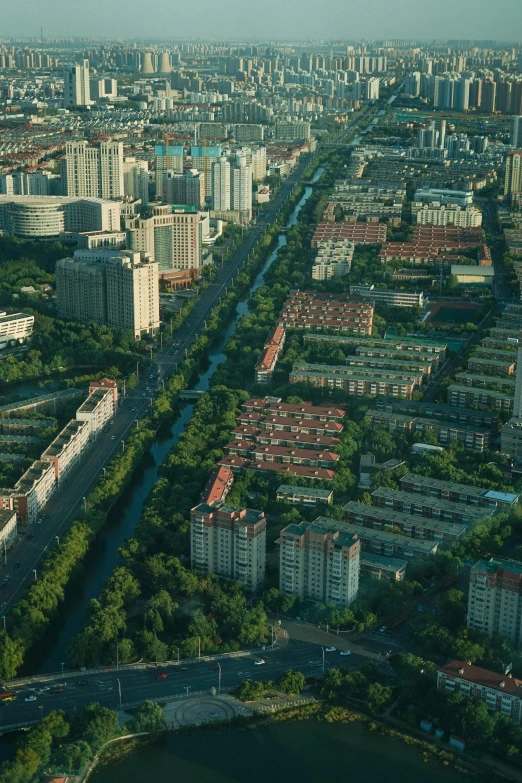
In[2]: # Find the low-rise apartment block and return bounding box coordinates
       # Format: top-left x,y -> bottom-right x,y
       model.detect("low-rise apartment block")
279,519 -> 360,606
369,488 -> 482,525
501,417 -> 522,457
345,355 -> 433,377
290,362 -> 420,399
302,334 -> 446,366
455,372 -> 516,393
412,203 -> 483,228
254,325 -> 286,385
312,239 -> 354,281
400,473 -> 519,511
0,509 -> 18,552
242,398 -> 345,422
313,516 -> 439,559
342,500 -> 467,544
311,221 -> 387,246
360,553 -> 407,582
256,430 -> 340,450
0,460 -> 56,523
279,291 -> 374,336
349,285 -> 425,309
190,502 -> 266,592
201,466 -> 234,505
41,420 -> 90,482
448,385 -> 513,417
276,485 -> 333,507
467,558 -> 522,646
437,660 -> 522,724
75,387 -> 115,437
467,356 -> 516,377
376,397 -> 498,429
0,311 -> 34,349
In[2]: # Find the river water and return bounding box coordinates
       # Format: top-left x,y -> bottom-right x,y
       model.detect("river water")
89,719 -> 468,783
26,166 -> 323,676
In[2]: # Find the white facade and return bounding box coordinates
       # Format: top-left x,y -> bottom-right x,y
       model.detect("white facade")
231,157 -> 252,222
125,205 -> 202,275
279,520 -> 360,607
349,286 -> 424,308
75,387 -> 115,437
0,311 -> 34,348
511,116 -> 522,148
212,157 -> 231,211
65,141 -> 124,200
0,510 -> 18,553
505,152 -> 522,199
56,250 -> 160,338
413,202 -> 483,227
41,420 -> 90,483
467,557 -> 522,646
0,196 -> 121,240
63,59 -> 91,107
123,157 -> 149,206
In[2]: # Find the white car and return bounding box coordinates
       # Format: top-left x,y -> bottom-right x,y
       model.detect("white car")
253,659 -> 265,665
111,435 -> 116,440
340,650 -> 351,656
24,695 -> 37,702
379,626 -> 388,634
325,647 -> 336,653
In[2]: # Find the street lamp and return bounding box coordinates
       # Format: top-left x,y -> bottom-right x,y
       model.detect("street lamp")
55,536 -> 60,546
39,705 -> 43,721
32,569 -> 37,581
185,685 -> 191,699
1,616 -> 5,632
322,647 -> 325,674
61,662 -> 65,678
136,361 -> 140,380
117,678 -> 122,709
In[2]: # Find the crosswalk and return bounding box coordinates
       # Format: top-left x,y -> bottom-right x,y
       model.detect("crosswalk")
364,633 -> 405,649
95,678 -> 114,692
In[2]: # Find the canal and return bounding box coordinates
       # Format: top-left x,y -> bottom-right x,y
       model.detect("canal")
27,166 -> 324,676
89,719 -> 468,783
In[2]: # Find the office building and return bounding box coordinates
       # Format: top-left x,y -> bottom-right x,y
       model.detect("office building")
65,141 -> 124,200
512,117 -> 522,148
505,152 -> 522,201
125,204 -> 201,279
279,519 -> 360,606
63,59 -> 91,107
190,502 -> 266,592
90,77 -> 117,101
438,660 -> 522,723
0,311 -> 34,349
467,557 -> 522,646
56,250 -> 160,338
0,196 -> 120,240
212,157 -> 231,211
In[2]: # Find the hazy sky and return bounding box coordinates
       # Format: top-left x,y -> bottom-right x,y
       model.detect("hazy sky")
4,0 -> 522,43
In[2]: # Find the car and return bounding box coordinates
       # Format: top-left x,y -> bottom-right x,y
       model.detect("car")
51,688 -> 65,694
325,647 -> 336,653
3,576 -> 9,583
110,420 -> 114,425
111,435 -> 116,440
210,665 -> 220,671
24,695 -> 37,702
156,673 -> 168,680
14,563 -> 20,569
379,626 -> 388,634
178,667 -> 188,671
253,659 -> 265,666
340,650 -> 351,656
38,686 -> 51,693
76,680 -> 88,687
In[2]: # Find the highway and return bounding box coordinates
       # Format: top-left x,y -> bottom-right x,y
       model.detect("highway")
0,626 -> 403,728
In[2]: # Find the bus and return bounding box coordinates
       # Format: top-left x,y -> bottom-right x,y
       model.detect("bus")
0,691 -> 16,702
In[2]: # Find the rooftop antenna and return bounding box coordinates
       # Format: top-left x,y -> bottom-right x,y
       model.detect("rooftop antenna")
40,26 -> 43,48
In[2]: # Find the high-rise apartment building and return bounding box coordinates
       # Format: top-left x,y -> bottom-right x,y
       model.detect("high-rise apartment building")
279,519 -> 360,607
512,117 -> 522,148
154,144 -> 184,196
55,250 -> 159,338
505,152 -> 522,200
125,204 -> 202,278
63,59 -> 91,107
123,157 -> 149,206
65,141 -> 124,199
467,557 -> 522,646
190,145 -> 222,199
90,78 -> 118,101
162,169 -> 205,208
212,157 -> 231,211
190,502 -> 266,592
231,157 -> 252,223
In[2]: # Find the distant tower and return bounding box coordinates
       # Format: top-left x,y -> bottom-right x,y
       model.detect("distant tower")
158,52 -> 171,74
142,52 -> 154,74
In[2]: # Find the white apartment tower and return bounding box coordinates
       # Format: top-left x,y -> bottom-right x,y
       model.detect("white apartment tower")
505,152 -> 522,200
279,520 -> 360,607
511,116 -> 522,148
63,59 -> 91,107
65,141 -> 124,199
212,157 -> 231,211
231,157 -> 253,223
467,557 -> 522,646
190,503 -> 266,592
123,157 -> 149,206
55,250 -> 160,338
125,204 -> 201,276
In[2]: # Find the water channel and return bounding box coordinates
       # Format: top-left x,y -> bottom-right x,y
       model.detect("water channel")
89,718 -> 468,783
26,166 -> 324,676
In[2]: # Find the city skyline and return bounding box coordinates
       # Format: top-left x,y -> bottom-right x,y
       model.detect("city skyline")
1,0 -> 522,42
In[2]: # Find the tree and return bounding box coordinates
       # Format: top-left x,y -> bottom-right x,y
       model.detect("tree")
54,740 -> 92,772
128,700 -> 167,734
367,682 -> 392,714
0,632 -> 24,680
82,703 -> 120,749
276,670 -> 305,695
234,680 -> 265,701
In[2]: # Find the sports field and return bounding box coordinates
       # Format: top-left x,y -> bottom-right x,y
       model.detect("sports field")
425,301 -> 482,325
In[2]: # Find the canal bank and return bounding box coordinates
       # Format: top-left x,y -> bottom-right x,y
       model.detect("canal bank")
25,164 -> 324,676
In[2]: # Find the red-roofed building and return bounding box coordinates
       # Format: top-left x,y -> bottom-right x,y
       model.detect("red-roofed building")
89,377 -> 118,407
201,466 -> 234,505
437,660 -> 522,723
249,461 -> 335,481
